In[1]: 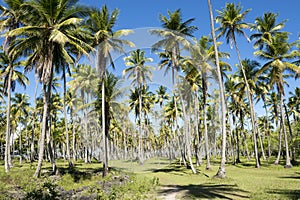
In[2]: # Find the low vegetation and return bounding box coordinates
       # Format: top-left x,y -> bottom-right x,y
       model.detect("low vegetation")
0,159 -> 158,200
0,157 -> 299,199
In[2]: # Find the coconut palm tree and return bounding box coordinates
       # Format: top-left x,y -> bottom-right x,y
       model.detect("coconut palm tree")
207,0 -> 228,178
95,72 -> 123,160
85,5 -> 134,176
8,0 -> 92,177
11,93 -> 29,164
123,49 -> 153,164
0,50 -> 28,172
255,33 -> 300,168
69,64 -> 98,164
250,12 -> 287,50
151,9 -> 198,173
234,59 -> 262,165
225,74 -> 247,163
288,88 -> 300,122
0,0 -> 27,173
187,35 -> 230,170
216,2 -> 261,168
156,85 -> 169,107
164,94 -> 182,161
150,9 -> 197,84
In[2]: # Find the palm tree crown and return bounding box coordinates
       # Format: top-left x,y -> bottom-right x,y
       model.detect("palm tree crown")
216,2 -> 251,47
250,12 -> 287,50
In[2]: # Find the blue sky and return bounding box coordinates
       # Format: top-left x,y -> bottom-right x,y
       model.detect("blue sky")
1,0 -> 299,114
78,0 -> 300,96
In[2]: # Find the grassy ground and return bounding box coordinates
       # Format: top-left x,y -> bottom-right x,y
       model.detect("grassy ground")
0,160 -> 158,199
110,157 -> 300,199
0,157 -> 299,199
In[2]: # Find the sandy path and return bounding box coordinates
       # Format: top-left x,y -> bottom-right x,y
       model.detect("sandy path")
157,186 -> 182,200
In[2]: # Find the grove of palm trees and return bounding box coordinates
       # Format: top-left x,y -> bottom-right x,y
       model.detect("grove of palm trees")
0,0 -> 299,199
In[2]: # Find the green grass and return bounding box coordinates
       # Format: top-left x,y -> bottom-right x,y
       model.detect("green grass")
0,159 -> 158,199
110,157 -> 300,199
0,157 -> 299,199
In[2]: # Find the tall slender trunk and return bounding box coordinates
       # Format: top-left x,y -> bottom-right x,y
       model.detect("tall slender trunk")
176,70 -> 196,173
71,108 -> 77,162
284,103 -> 295,162
235,112 -> 241,163
208,0 -> 227,178
34,83 -> 50,178
279,92 -> 292,168
274,100 -> 281,165
138,87 -> 143,165
63,67 -> 72,167
47,117 -> 56,173
84,111 -> 89,164
31,76 -> 39,163
257,128 -> 266,160
194,94 -> 201,166
233,38 -> 260,168
262,94 -> 271,161
202,74 -> 210,170
274,127 -> 282,165
102,78 -> 109,176
5,68 -> 13,173
19,131 -> 22,164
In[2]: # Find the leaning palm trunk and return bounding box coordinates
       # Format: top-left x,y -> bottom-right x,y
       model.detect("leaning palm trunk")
208,0 -> 227,178
233,38 -> 260,168
4,68 -> 13,173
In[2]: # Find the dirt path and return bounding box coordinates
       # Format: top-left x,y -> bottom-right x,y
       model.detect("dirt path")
157,186 -> 182,200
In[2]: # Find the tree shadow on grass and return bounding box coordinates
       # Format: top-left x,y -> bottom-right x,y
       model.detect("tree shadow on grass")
58,167 -> 93,182
278,172 -> 300,180
147,163 -> 192,176
43,165 -> 104,183
159,184 -> 249,199
267,189 -> 300,199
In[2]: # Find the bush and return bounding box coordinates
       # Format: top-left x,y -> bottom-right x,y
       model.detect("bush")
24,180 -> 59,200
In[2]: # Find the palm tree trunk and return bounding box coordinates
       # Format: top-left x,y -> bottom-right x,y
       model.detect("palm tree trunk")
257,128 -> 266,160
102,79 -> 109,176
284,103 -> 295,162
84,114 -> 89,164
194,94 -> 201,166
34,84 -> 50,178
138,88 -> 143,165
208,0 -> 227,178
262,95 -> 271,161
71,108 -> 76,162
19,131 -> 22,164
63,67 -> 72,167
279,93 -> 292,168
274,127 -> 282,165
202,76 -> 210,170
31,76 -> 39,163
233,37 -> 260,168
4,68 -> 13,173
